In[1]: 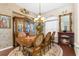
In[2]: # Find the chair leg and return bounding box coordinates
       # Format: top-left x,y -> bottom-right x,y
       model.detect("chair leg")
19,46 -> 21,51
50,40 -> 52,48
49,42 -> 51,49
21,46 -> 24,52
44,48 -> 45,55
40,49 -> 42,56
29,52 -> 32,56
48,46 -> 49,51
19,46 -> 20,51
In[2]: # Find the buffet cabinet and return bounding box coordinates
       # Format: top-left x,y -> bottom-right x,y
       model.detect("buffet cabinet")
58,32 -> 74,47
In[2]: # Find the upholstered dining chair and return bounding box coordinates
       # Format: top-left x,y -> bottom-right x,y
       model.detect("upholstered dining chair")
51,32 -> 56,45
42,32 -> 51,55
25,33 -> 44,56
16,32 -> 26,51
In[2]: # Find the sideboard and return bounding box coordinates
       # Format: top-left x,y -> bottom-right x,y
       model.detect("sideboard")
58,32 -> 74,47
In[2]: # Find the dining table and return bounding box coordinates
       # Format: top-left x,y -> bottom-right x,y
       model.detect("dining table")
16,35 -> 36,47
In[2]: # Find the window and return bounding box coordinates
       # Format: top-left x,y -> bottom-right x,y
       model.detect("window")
45,17 -> 58,37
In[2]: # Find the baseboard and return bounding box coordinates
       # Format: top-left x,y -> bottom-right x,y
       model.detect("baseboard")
0,46 -> 13,51
74,43 -> 79,56
74,43 -> 79,47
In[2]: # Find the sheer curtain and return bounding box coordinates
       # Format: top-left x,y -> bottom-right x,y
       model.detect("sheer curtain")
44,17 -> 58,42
45,20 -> 58,35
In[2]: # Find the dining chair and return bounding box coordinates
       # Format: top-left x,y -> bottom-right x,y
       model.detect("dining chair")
16,32 -> 26,51
25,33 -> 44,56
51,31 -> 56,46
42,32 -> 51,55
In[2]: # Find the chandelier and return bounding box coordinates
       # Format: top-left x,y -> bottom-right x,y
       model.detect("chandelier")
34,3 -> 46,23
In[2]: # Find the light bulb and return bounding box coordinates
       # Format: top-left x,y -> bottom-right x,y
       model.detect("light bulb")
37,15 -> 41,18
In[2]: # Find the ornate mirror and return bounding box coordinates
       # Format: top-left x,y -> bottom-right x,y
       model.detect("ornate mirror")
59,13 -> 72,32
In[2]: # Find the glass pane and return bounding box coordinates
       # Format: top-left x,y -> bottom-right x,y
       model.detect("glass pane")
17,20 -> 23,32
30,23 -> 35,35
25,22 -> 30,33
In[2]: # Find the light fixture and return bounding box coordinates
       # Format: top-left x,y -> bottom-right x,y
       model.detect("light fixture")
34,3 -> 46,23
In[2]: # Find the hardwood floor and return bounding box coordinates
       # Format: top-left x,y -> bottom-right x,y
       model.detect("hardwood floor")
0,48 -> 14,56
0,44 -> 76,56
59,44 -> 76,56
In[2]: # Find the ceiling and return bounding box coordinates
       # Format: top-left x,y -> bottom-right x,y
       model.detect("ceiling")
16,3 -> 72,15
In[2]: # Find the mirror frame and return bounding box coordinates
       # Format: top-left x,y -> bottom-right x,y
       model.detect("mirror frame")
59,13 -> 72,32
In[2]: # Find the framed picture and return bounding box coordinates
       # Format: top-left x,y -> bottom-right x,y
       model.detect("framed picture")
0,14 -> 11,28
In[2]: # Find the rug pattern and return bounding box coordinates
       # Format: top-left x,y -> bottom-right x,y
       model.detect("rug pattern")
8,44 -> 63,56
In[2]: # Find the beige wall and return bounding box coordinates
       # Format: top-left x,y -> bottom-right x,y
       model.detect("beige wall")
73,4 -> 79,56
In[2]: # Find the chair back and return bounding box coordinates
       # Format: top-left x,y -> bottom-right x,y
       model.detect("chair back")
16,37 -> 27,46
52,31 -> 56,40
33,33 -> 44,47
45,32 -> 51,42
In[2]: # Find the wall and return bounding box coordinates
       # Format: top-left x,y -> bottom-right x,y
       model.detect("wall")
73,4 -> 79,56
0,3 -> 23,50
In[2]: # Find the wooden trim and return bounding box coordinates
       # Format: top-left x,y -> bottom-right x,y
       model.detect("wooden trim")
59,13 -> 72,17
23,20 -> 26,32
13,11 -> 28,18
59,15 -> 61,32
0,46 -> 13,51
12,11 -> 33,19
13,16 -> 27,19
0,14 -> 11,17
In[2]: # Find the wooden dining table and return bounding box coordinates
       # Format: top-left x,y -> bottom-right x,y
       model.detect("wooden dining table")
16,35 -> 36,47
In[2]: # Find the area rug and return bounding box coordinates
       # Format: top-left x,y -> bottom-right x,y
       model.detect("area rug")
8,44 -> 63,56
